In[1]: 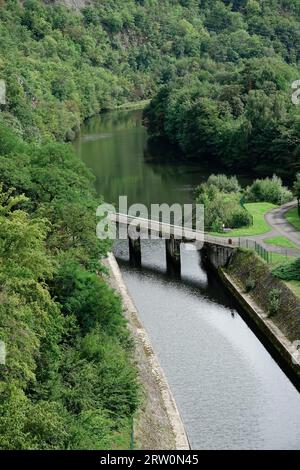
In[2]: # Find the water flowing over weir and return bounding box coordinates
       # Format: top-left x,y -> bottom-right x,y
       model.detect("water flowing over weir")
74,109 -> 300,450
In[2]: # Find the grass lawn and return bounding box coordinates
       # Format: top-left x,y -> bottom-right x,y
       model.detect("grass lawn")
209,202 -> 276,237
284,280 -> 300,299
267,253 -> 296,266
264,235 -> 298,249
285,207 -> 300,231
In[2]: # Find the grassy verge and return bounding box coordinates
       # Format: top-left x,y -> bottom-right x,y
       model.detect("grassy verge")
267,253 -> 297,266
284,280 -> 300,299
209,202 -> 276,237
264,236 -> 298,249
285,207 -> 300,231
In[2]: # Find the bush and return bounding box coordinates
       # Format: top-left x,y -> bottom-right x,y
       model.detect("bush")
272,258 -> 300,281
51,260 -> 124,336
245,175 -> 293,205
268,288 -> 281,317
245,277 -> 256,293
206,174 -> 241,193
196,179 -> 252,231
229,206 -> 253,228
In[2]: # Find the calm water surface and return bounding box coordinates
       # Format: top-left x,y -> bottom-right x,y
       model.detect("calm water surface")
75,110 -> 300,450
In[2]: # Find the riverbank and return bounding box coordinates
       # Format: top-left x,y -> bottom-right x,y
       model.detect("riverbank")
103,252 -> 190,451
207,248 -> 300,384
71,100 -> 150,141
113,100 -> 151,111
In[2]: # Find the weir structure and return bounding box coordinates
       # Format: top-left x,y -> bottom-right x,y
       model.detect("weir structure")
110,213 -> 236,275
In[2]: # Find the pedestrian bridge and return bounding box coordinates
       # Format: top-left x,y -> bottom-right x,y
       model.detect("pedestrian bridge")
109,212 -> 238,274
110,212 -> 239,246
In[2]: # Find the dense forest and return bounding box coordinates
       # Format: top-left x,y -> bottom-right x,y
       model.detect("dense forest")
144,0 -> 300,179
0,136 -> 139,449
1,0 -> 300,449
1,0 -> 247,142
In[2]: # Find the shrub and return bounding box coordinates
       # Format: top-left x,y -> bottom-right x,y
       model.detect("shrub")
211,216 -> 223,232
51,260 -> 124,336
197,189 -> 252,231
245,175 -> 293,205
245,277 -> 256,293
195,175 -> 253,231
229,206 -> 253,228
206,174 -> 241,193
268,288 -> 281,317
272,258 -> 300,281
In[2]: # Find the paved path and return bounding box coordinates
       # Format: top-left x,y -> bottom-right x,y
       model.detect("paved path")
229,200 -> 300,257
264,200 -> 300,249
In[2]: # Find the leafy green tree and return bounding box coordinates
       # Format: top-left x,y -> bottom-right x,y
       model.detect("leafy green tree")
293,173 -> 300,215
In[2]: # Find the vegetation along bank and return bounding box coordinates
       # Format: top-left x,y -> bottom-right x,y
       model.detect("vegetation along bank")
1,0 -> 300,449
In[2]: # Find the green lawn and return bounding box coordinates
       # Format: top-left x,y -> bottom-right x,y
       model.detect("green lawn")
267,253 -> 296,266
264,235 -> 298,249
284,280 -> 300,299
209,202 -> 276,237
285,207 -> 300,231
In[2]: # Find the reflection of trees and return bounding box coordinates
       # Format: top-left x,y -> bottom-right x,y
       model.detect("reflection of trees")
144,135 -> 209,181
84,109 -> 143,135
144,135 -> 183,164
80,109 -> 251,210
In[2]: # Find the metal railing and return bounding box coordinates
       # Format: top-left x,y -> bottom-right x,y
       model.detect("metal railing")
238,238 -> 270,262
111,213 -> 293,263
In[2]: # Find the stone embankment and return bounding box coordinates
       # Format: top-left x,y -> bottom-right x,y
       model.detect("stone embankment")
104,252 -> 190,450
203,245 -> 300,384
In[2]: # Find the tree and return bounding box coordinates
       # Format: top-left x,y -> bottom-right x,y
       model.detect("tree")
293,173 -> 300,216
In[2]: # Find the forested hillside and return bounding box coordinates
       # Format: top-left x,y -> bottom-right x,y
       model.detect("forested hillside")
0,129 -> 139,448
144,0 -> 300,179
1,0 -> 300,450
1,0 -> 238,141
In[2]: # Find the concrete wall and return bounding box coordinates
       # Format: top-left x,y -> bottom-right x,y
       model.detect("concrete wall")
201,242 -> 235,270
202,245 -> 300,384
104,252 -> 190,450
219,269 -> 300,384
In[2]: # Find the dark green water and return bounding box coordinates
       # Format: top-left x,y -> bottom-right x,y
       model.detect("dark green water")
73,109 -> 229,209
75,109 -> 300,450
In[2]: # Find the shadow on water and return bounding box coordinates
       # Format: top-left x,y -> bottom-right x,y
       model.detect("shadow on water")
116,239 -> 300,394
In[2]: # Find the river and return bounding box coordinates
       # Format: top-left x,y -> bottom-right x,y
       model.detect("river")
74,109 -> 300,450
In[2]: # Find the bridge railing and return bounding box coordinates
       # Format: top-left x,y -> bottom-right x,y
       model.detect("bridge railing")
112,213 -> 205,242
111,212 -> 290,263
237,238 -> 270,262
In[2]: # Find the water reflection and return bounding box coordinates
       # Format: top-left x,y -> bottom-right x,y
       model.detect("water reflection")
74,110 -> 250,209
